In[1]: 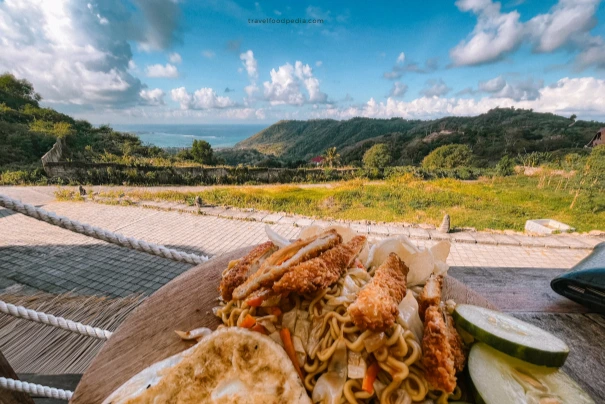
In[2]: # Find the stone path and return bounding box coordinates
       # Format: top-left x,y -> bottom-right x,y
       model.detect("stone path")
0,186 -> 597,299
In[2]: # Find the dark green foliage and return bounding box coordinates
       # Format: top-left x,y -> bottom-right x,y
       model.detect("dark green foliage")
363,144 -> 391,169
496,155 -> 515,177
190,140 -> 216,165
0,73 -> 41,109
237,108 -> 602,165
422,144 -> 473,169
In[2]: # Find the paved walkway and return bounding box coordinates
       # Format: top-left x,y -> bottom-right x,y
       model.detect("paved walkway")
0,186 -> 596,299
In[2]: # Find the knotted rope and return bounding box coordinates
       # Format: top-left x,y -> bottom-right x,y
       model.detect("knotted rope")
0,300 -> 112,340
0,377 -> 73,401
0,194 -> 209,265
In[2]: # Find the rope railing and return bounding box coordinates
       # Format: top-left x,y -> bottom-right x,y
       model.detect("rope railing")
0,193 -> 216,401
0,194 -> 210,265
0,300 -> 113,340
0,377 -> 73,401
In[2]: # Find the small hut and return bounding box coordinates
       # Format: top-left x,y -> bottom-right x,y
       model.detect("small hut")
586,128 -> 604,147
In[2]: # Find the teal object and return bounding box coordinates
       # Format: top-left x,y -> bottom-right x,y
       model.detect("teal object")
551,242 -> 605,313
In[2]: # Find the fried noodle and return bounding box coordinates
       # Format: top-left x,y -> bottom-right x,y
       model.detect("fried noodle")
216,264 -> 435,403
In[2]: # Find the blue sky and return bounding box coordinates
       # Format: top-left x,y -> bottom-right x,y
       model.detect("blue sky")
1,0 -> 604,124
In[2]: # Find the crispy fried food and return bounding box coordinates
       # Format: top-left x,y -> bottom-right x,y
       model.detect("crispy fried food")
272,235 -> 367,295
422,305 -> 457,394
232,230 -> 342,300
418,274 -> 443,321
347,253 -> 409,332
219,241 -> 277,301
445,310 -> 467,373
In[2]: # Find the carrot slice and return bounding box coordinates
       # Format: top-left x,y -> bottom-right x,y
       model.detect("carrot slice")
280,328 -> 304,380
240,314 -> 256,328
250,323 -> 268,335
268,307 -> 282,317
246,295 -> 265,307
362,362 -> 380,394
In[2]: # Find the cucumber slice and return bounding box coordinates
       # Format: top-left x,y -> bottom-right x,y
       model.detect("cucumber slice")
469,343 -> 594,404
453,304 -> 568,367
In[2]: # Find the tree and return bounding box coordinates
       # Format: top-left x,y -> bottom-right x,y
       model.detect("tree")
569,114 -> 577,121
191,139 -> 216,165
422,144 -> 474,169
323,147 -> 340,168
363,144 -> 391,170
495,155 -> 515,176
0,73 -> 41,109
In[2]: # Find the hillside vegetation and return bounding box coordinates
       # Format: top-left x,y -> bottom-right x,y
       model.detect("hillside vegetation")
236,111 -> 602,166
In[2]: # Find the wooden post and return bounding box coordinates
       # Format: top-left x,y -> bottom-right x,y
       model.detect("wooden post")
0,350 -> 35,404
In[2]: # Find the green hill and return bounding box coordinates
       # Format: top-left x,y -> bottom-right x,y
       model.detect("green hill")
236,110 -> 602,166
0,73 -> 169,174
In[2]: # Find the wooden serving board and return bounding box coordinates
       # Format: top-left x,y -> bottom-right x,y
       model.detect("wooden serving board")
71,246 -> 497,404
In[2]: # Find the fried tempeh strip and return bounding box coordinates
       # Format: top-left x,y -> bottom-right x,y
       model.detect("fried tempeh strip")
348,253 -> 409,332
445,310 -> 467,373
219,241 -> 277,301
272,235 -> 367,295
422,305 -> 457,394
418,274 -> 443,321
232,230 -> 342,300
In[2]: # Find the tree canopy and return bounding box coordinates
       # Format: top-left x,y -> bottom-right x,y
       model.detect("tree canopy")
0,73 -> 41,109
191,139 -> 216,165
363,143 -> 391,169
422,144 -> 474,169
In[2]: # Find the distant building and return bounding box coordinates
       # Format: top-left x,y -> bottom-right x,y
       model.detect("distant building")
586,128 -> 604,148
310,156 -> 325,166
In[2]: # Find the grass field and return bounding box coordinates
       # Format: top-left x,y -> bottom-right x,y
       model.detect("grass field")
70,174 -> 605,232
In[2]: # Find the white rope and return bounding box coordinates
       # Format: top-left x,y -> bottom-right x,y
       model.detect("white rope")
0,194 -> 210,265
0,377 -> 72,401
0,300 -> 113,340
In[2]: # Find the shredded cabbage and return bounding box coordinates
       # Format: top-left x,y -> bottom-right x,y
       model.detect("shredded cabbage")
397,292 -> 423,342
347,351 -> 367,379
312,340 -> 347,404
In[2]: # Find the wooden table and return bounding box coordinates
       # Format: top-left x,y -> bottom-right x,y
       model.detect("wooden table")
71,248 -> 605,403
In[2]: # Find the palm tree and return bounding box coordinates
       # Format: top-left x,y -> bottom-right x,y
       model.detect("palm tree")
323,147 -> 340,168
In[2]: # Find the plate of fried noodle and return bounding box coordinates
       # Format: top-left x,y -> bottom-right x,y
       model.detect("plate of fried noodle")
96,224 -> 478,404
213,225 -> 467,404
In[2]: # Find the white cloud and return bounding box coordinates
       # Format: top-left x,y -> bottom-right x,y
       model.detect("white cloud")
312,77 -> 605,121
420,79 -> 451,97
202,50 -> 216,59
170,87 -> 235,109
396,52 -> 405,64
240,50 -> 258,81
316,60 -> 323,67
478,76 -> 506,92
526,0 -> 599,53
139,88 -> 165,105
145,63 -> 179,78
576,39 -> 605,69
450,0 -> 523,66
263,61 -> 328,105
0,0 -> 180,107
389,82 -> 408,97
450,0 -> 603,67
478,76 -> 543,101
168,52 -> 182,64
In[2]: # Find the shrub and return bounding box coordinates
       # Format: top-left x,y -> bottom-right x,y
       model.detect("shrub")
363,144 -> 392,170
422,144 -> 474,169
191,139 -> 216,165
496,155 -> 515,176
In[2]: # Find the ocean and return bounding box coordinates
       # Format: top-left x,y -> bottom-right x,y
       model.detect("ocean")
111,124 -> 267,149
